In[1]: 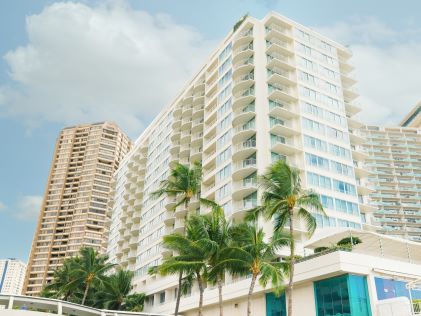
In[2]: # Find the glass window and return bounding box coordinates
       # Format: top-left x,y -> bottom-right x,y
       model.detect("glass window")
266,292 -> 286,316
243,191 -> 257,208
306,153 -> 329,170
270,133 -> 285,147
333,179 -> 356,196
304,135 -> 327,152
320,194 -> 334,209
216,146 -> 231,166
302,118 -> 325,134
314,274 -> 371,316
216,164 -> 231,181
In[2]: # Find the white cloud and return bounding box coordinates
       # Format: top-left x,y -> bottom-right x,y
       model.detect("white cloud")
0,1 -> 214,136
0,196 -> 42,220
315,17 -> 421,125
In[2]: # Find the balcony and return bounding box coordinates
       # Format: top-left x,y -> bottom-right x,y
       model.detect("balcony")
232,86 -> 255,112
233,158 -> 257,180
233,57 -> 254,78
232,178 -> 258,199
268,83 -> 297,103
266,39 -> 294,57
265,23 -> 293,42
270,119 -> 299,137
233,71 -> 255,95
271,137 -> 301,155
233,102 -> 255,126
233,42 -> 253,64
345,102 -> 361,116
233,28 -> 253,50
267,67 -> 296,86
233,122 -> 256,143
233,139 -> 257,160
267,53 -> 295,71
269,99 -> 298,119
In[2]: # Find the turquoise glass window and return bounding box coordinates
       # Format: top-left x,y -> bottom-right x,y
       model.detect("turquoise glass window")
314,274 -> 371,316
266,292 -> 286,316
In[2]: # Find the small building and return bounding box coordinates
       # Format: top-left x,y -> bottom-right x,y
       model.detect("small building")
148,229 -> 421,316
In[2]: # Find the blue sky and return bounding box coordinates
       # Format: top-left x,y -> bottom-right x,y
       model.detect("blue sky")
1,0 -> 421,261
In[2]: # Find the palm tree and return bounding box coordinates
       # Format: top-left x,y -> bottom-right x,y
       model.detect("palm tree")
159,215 -> 215,316
123,293 -> 145,312
151,161 -> 202,316
70,247 -> 115,305
200,199 -> 231,316
95,270 -> 133,310
214,222 -> 289,316
41,259 -> 79,301
255,160 -> 324,316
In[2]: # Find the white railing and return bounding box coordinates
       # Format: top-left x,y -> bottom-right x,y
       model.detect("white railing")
0,294 -> 172,316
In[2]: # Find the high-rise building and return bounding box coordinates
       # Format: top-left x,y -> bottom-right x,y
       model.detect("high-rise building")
107,12 -> 373,314
400,101 -> 421,128
0,259 -> 26,295
361,116 -> 421,242
24,122 -> 131,296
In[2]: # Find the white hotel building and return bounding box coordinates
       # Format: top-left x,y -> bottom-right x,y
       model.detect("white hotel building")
0,259 -> 26,295
106,12 -> 421,316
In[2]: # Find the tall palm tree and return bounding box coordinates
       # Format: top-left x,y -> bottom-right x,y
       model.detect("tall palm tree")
255,160 -> 324,316
159,215 -> 215,316
95,270 -> 133,310
70,247 -> 115,305
41,259 -> 79,301
214,222 -> 289,316
200,199 -> 231,316
151,161 -> 202,316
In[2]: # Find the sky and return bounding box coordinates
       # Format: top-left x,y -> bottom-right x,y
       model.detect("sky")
0,0 -> 421,261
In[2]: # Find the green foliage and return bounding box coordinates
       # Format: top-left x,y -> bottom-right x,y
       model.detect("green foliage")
40,247 -> 145,311
123,293 -> 145,312
337,236 -> 362,246
233,13 -> 249,32
314,247 -> 329,253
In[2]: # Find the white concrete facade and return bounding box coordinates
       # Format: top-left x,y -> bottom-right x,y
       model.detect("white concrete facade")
0,259 -> 26,295
107,11 -> 376,315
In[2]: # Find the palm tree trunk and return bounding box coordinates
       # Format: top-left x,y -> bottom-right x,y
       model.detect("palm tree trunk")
217,278 -> 223,316
247,274 -> 257,316
174,271 -> 183,316
287,216 -> 295,316
81,282 -> 90,306
197,274 -> 204,316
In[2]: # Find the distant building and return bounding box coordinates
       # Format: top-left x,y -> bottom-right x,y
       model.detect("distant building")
0,259 -> 26,295
23,122 -> 131,296
400,101 -> 421,128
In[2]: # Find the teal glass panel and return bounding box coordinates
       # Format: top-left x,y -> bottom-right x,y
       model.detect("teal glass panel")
314,274 -> 371,316
266,292 -> 286,316
348,275 -> 372,316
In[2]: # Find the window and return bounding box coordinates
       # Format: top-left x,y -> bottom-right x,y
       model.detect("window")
300,86 -> 317,100
306,153 -> 329,170
330,161 -> 353,177
298,43 -> 312,55
216,146 -> 231,166
302,118 -> 325,134
304,135 -> 327,152
218,70 -> 232,88
219,43 -> 232,63
218,83 -> 232,104
326,126 -> 347,142
299,57 -> 315,70
216,164 -> 231,181
217,130 -> 231,149
218,98 -> 232,118
299,71 -> 315,84
159,292 -> 165,304
270,134 -> 285,146
218,113 -> 232,132
307,172 -> 331,189
216,183 -> 231,200
335,198 -> 359,216
320,194 -> 334,209
314,274 -> 371,316
243,191 -> 257,208
269,116 -> 284,127
301,102 -> 323,118
328,143 -> 351,160
271,152 -> 286,162
221,201 -> 232,216
333,179 -> 356,196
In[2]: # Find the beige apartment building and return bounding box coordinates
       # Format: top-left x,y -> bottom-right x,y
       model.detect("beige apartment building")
23,122 -> 131,296
107,12 -> 377,314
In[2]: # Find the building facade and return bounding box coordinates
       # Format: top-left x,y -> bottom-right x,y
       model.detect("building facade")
0,259 -> 26,295
360,125 -> 421,241
107,12 -> 375,313
24,122 -> 131,296
400,101 -> 421,128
